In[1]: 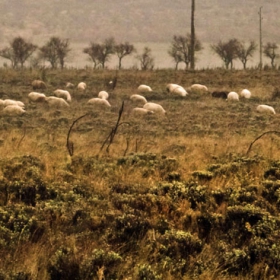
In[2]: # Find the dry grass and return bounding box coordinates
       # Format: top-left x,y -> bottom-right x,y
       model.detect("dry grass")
1,68 -> 280,279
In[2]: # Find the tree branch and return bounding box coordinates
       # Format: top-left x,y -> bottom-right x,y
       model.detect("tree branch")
246,130 -> 280,156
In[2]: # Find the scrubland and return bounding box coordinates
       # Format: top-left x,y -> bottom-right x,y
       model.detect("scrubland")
1,68 -> 280,279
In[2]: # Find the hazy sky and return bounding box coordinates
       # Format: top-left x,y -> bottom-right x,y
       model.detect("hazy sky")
0,0 -> 278,43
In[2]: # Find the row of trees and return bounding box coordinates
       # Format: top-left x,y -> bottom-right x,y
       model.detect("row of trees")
0,36 -> 71,69
211,39 -> 279,69
0,36 -> 278,70
0,36 -> 154,70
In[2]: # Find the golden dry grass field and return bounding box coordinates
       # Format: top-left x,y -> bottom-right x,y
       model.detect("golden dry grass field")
1,68 -> 280,279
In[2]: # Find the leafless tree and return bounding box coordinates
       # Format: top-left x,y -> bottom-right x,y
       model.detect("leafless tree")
0,36 -> 37,68
39,37 -> 71,69
211,39 -> 240,69
168,34 -> 202,70
236,41 -> 257,69
263,42 -> 279,69
98,37 -> 116,69
136,47 -> 154,70
83,37 -> 115,69
168,47 -> 183,70
83,43 -> 101,69
114,42 -> 135,69
56,38 -> 71,69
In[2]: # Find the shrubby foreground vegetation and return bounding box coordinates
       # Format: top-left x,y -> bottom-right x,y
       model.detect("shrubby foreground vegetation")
1,68 -> 280,279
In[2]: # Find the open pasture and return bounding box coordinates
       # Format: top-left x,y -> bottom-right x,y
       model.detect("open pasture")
0,68 -> 280,165
1,68 -> 280,279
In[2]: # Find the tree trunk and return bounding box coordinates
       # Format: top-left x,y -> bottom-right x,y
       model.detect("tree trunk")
118,58 -> 122,70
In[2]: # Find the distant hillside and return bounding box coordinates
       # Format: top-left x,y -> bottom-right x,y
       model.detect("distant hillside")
0,0 -> 279,45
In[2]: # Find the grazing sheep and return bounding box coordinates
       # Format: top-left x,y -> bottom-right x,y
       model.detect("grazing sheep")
227,92 -> 239,101
240,89 -> 251,99
53,89 -> 71,102
4,99 -> 25,108
87,98 -> 111,108
172,86 -> 188,96
28,92 -> 47,102
166,84 -> 188,96
132,107 -> 154,115
190,84 -> 208,94
77,82 -> 86,91
166,83 -> 181,92
2,105 -> 26,116
66,82 -> 75,88
130,94 -> 148,104
138,84 -> 152,92
212,91 -> 228,99
98,91 -> 109,100
143,102 -> 166,115
256,104 -> 276,114
45,96 -> 70,109
31,79 -> 46,90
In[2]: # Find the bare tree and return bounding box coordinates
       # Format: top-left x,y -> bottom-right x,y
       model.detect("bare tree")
114,42 -> 135,69
236,41 -> 257,69
0,47 -> 17,68
83,37 -> 115,69
39,37 -> 71,69
136,47 -> 154,70
83,43 -> 101,69
168,34 -> 202,70
168,47 -> 183,70
0,36 -> 37,68
98,37 -> 116,69
211,39 -> 240,69
263,42 -> 279,69
56,38 -> 71,69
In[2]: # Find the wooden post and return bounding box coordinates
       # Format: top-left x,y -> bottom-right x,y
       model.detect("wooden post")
190,0 -> 195,70
259,6 -> 263,71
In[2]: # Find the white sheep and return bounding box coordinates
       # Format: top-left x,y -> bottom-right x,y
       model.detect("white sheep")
256,104 -> 276,114
143,102 -> 166,115
130,94 -> 148,104
166,83 -> 181,92
240,89 -> 251,99
172,86 -> 188,96
45,96 -> 70,109
98,91 -> 109,100
28,92 -> 47,102
132,107 -> 154,115
190,84 -> 208,94
138,84 -> 152,92
166,84 -> 188,96
227,92 -> 239,101
87,98 -> 111,108
2,105 -> 26,116
53,89 -> 71,102
77,82 -> 86,91
4,99 -> 25,108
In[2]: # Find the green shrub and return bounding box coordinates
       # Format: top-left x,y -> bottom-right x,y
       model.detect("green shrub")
48,247 -> 80,280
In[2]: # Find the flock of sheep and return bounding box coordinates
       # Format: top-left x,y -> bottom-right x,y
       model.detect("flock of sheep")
132,83 -> 276,115
0,79 -> 276,117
